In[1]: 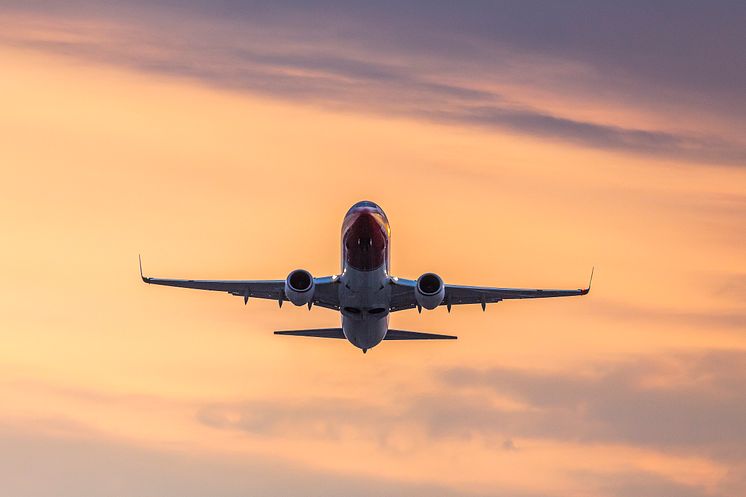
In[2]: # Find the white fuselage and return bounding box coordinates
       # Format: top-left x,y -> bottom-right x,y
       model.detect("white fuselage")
339,266 -> 391,350
338,201 -> 392,351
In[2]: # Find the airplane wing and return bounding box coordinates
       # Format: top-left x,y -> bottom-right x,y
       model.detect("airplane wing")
389,270 -> 592,312
139,257 -> 341,310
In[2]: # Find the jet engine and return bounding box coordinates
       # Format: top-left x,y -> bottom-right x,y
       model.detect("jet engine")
415,272 -> 445,310
285,269 -> 315,306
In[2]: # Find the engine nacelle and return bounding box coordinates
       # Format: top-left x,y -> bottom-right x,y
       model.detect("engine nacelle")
285,269 -> 315,306
415,272 -> 445,310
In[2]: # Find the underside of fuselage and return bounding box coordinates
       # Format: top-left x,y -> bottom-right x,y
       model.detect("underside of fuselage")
339,201 -> 391,351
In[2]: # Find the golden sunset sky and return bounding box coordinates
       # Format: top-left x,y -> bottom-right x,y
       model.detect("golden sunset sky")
1,2 -> 745,496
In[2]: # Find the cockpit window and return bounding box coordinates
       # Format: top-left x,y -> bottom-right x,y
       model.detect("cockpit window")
351,200 -> 379,210
344,201 -> 389,227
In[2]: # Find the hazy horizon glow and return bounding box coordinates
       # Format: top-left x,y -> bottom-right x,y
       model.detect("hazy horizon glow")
1,2 -> 745,496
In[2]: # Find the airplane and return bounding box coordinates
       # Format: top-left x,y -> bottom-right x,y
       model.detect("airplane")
140,200 -> 592,353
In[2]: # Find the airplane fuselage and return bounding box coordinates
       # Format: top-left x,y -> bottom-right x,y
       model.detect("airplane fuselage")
338,201 -> 392,351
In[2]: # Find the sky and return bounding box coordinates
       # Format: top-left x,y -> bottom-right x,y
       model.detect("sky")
0,2 -> 745,496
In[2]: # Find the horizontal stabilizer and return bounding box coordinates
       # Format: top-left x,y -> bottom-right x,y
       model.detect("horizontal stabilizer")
385,329 -> 457,340
274,328 -> 346,339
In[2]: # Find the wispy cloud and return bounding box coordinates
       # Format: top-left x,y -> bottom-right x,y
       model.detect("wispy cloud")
194,349 -> 746,495
588,471 -> 714,497
1,425 -> 721,497
198,350 -> 746,459
0,425 -> 505,497
441,350 -> 746,456
2,2 -> 744,165
588,300 -> 746,331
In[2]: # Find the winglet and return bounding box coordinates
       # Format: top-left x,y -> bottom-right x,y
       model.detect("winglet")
580,267 -> 594,295
139,254 -> 150,283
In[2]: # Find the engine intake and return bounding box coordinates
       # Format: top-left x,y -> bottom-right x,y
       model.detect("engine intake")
415,272 -> 445,310
285,269 -> 315,306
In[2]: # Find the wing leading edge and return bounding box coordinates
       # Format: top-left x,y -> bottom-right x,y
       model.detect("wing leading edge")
139,256 -> 341,310
389,269 -> 593,312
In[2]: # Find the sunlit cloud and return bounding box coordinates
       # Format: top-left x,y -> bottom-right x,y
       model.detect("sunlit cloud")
197,350 -> 746,460
5,422 -> 727,496
1,3 -> 744,165
589,300 -> 746,332
442,351 -> 746,456
0,425 -> 494,497
193,350 -> 746,494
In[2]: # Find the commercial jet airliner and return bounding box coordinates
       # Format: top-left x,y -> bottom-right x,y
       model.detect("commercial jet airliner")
141,201 -> 592,352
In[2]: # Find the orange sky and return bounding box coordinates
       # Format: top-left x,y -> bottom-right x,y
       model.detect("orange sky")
1,8 -> 745,497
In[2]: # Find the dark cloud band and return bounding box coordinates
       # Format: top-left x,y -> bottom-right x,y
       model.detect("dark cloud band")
2,1 -> 745,165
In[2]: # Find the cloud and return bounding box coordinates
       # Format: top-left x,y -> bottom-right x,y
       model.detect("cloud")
588,299 -> 746,331
587,470 -> 714,497
420,105 -> 746,165
2,3 -> 745,165
193,350 -> 746,495
1,420 -> 718,497
0,425 -> 520,497
441,350 -> 746,456
712,273 -> 746,302
16,0 -> 743,107
198,350 -> 746,460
